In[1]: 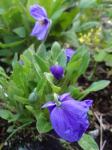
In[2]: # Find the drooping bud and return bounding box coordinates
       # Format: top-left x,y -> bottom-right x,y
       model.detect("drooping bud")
50,65 -> 64,80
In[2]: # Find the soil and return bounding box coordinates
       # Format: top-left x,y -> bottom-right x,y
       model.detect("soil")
0,63 -> 112,150
0,122 -> 82,150
79,62 -> 112,150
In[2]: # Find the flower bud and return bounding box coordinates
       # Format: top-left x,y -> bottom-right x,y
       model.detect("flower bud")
50,65 -> 64,80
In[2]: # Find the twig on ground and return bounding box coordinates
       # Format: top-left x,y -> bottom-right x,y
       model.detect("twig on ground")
94,112 -> 106,150
101,140 -> 107,150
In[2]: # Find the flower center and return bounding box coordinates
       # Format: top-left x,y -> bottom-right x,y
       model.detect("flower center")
38,18 -> 48,25
38,20 -> 45,25
54,93 -> 61,107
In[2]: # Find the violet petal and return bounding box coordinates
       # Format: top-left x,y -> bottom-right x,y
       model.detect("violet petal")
31,18 -> 51,41
30,4 -> 47,20
59,93 -> 74,102
50,99 -> 92,142
42,101 -> 56,108
42,101 -> 56,112
65,48 -> 76,62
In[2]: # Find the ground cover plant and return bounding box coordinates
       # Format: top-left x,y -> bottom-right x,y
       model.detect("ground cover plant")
0,0 -> 112,150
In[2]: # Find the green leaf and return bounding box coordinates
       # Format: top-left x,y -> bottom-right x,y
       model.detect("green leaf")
60,7 -> 79,30
25,105 -> 39,118
57,50 -> 67,68
13,27 -> 26,38
51,8 -> 64,23
69,86 -> 83,99
77,48 -> 90,77
79,0 -> 97,9
51,41 -> 61,62
34,54 -> 49,72
0,109 -> 13,120
85,80 -> 110,93
66,46 -> 90,83
62,30 -> 79,47
0,8 -> 5,15
37,79 -> 47,97
0,40 -> 25,48
78,134 -> 99,150
80,80 -> 110,99
37,44 -> 47,59
36,112 -> 52,133
11,57 -> 31,95
79,21 -> 100,31
28,88 -> 38,103
94,51 -> 106,62
13,95 -> 28,104
0,67 -> 8,79
0,0 -> 13,9
94,50 -> 112,66
25,105 -> 37,116
50,42 -> 67,67
19,0 -> 28,6
44,72 -> 61,93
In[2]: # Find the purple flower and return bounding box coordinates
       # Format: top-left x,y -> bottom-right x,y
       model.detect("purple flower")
42,93 -> 93,142
65,48 -> 76,62
50,65 -> 64,80
30,4 -> 51,41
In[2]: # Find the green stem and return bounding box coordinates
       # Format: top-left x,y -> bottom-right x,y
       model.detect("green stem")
5,121 -> 32,142
54,93 -> 61,106
78,92 -> 89,100
88,62 -> 97,81
0,40 -> 25,48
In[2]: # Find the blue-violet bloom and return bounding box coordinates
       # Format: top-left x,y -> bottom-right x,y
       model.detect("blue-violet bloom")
50,65 -> 64,80
42,93 -> 93,142
65,48 -> 76,62
30,4 -> 51,41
